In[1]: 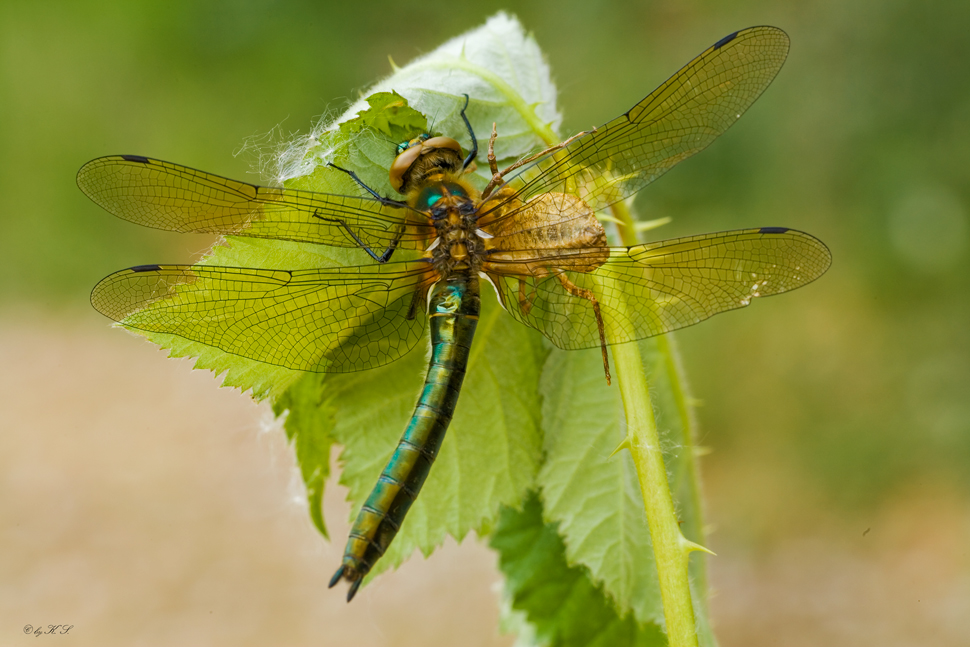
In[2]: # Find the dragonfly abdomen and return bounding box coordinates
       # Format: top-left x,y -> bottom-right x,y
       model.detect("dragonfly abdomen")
330,273 -> 480,600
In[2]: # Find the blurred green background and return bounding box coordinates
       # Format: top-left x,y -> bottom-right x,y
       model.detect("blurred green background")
2,0 -> 968,645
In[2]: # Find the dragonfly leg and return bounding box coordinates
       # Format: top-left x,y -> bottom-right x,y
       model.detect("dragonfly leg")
405,285 -> 426,320
314,215 -> 402,263
327,162 -> 409,208
487,122 -> 500,176
554,271 -> 612,385
481,126 -> 596,200
459,94 -> 478,170
323,163 -> 410,262
517,277 -> 535,315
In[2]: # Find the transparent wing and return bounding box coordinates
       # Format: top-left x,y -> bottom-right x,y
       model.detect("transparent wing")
481,26 -> 789,219
91,261 -> 436,372
78,155 -> 435,251
485,227 -> 830,350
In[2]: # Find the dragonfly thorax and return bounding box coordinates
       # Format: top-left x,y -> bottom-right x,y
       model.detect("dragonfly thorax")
425,186 -> 486,276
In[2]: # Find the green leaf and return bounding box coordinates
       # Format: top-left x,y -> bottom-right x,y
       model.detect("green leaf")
282,90 -> 430,204
329,285 -> 547,578
340,91 -> 428,139
491,493 -> 667,647
115,87 -> 427,527
109,16 -> 714,642
119,11 -> 563,564
538,335 -> 715,644
272,372 -> 334,538
275,11 -> 563,193
114,87 -> 433,399
537,342 -> 664,626
280,13 -> 561,576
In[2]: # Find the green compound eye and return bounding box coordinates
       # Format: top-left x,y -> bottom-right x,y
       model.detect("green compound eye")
423,189 -> 443,209
443,182 -> 467,199
396,133 -> 430,156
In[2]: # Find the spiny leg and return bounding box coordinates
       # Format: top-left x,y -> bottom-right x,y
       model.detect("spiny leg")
487,122 -> 500,177
481,126 -> 596,200
327,162 -> 407,207
323,162 -> 408,263
327,217 -> 403,263
405,285 -> 425,321
458,94 -> 478,169
554,270 -> 611,385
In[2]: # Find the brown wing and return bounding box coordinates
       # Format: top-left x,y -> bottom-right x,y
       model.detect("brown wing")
484,228 -> 831,350
78,155 -> 435,251
478,26 -> 789,223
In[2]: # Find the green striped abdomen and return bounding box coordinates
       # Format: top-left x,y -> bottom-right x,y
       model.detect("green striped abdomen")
330,273 -> 480,600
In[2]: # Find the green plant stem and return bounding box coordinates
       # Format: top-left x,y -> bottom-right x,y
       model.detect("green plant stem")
657,332 -> 712,608
609,200 -> 706,647
486,77 -> 711,639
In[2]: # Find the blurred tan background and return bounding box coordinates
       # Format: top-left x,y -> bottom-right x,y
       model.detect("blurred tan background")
2,1 -> 968,645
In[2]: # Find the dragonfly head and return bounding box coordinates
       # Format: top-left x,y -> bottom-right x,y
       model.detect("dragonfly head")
389,135 -> 464,194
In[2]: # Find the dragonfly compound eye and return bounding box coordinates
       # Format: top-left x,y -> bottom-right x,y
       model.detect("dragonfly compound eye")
396,133 -> 430,155
421,137 -> 462,155
389,145 -> 424,192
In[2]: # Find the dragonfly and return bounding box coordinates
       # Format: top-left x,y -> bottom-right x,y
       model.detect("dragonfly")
79,26 -> 830,601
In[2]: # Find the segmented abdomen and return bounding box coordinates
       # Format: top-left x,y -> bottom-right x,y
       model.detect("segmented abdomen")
331,273 -> 480,599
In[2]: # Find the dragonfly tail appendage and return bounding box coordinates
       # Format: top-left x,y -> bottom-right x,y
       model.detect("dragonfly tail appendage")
330,274 -> 481,601
327,564 -> 361,602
